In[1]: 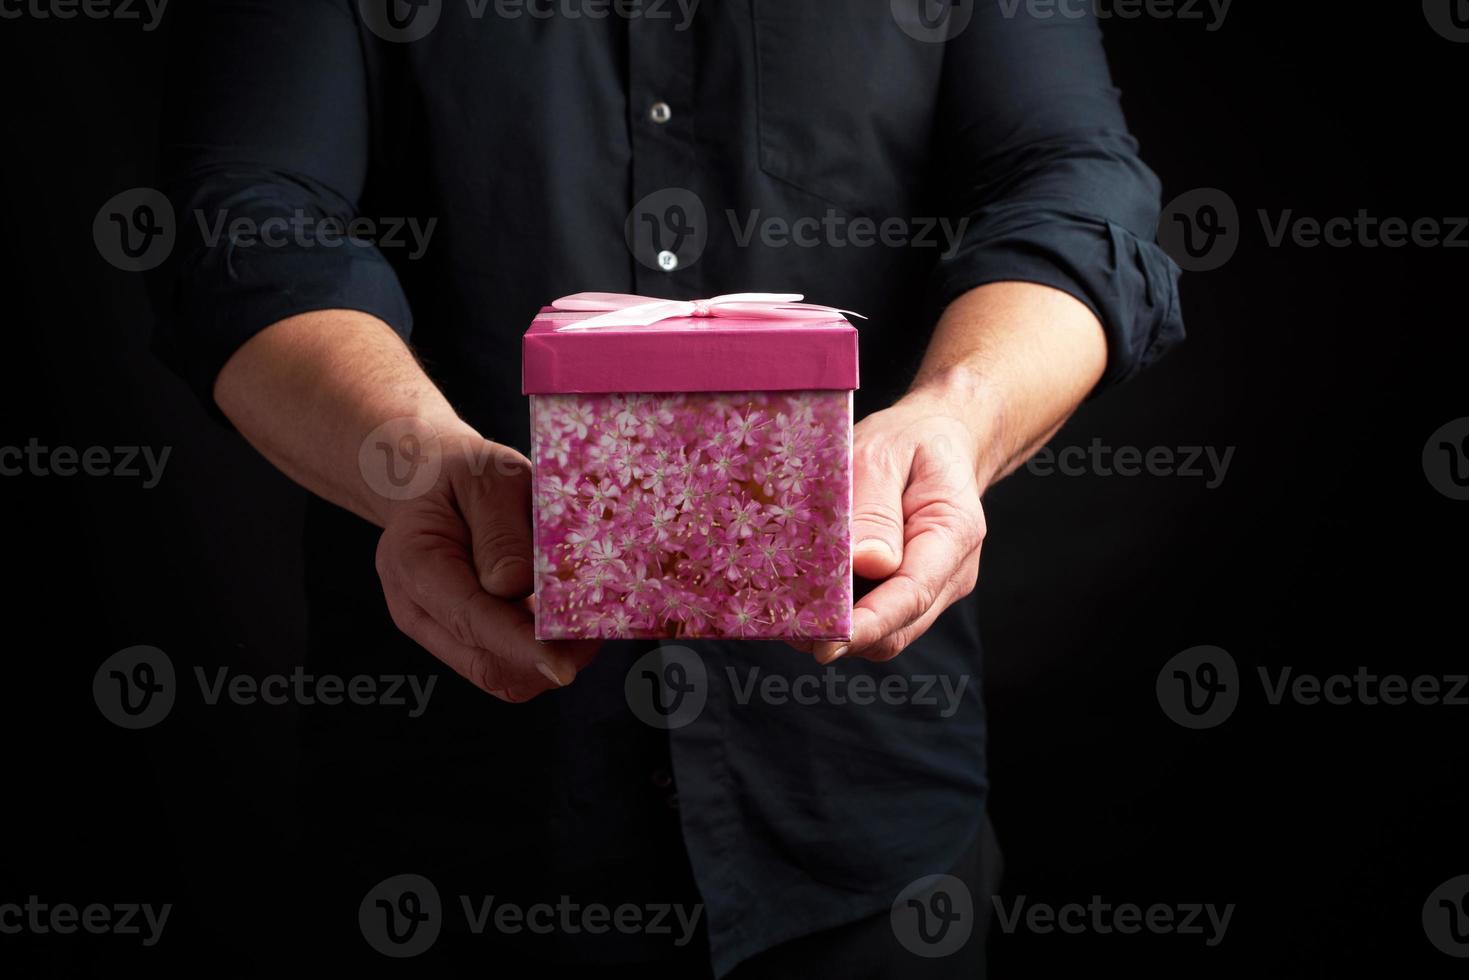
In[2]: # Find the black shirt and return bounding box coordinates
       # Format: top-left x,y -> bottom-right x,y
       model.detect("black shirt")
150,1 -> 1183,973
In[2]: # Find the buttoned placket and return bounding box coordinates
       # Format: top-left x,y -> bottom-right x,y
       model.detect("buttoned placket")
627,13 -> 701,296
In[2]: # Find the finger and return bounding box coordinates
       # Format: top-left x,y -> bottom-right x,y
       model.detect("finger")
851,574 -> 961,662
381,590 -> 543,701
380,528 -> 592,686
469,449 -> 535,599
849,438 -> 907,580
848,514 -> 974,655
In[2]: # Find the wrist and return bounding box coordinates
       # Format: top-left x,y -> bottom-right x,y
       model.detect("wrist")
361,410 -> 487,526
903,363 -> 1009,491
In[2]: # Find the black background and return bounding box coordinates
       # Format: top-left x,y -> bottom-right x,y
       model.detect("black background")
2,1 -> 1466,975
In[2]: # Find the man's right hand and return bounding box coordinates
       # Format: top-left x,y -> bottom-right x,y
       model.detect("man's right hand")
372,427 -> 600,703
214,309 -> 598,705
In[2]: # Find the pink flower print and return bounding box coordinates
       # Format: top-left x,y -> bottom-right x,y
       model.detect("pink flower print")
750,457 -> 779,497
769,421 -> 809,466
530,389 -> 852,641
726,408 -> 768,448
585,538 -> 627,574
536,474 -> 578,519
717,495 -> 765,540
679,524 -> 721,563
639,503 -> 678,547
750,533 -> 799,589
541,432 -> 572,468
579,477 -> 622,514
606,438 -> 639,487
598,606 -> 638,638
633,399 -> 675,439
711,539 -> 759,584
699,424 -> 731,454
704,443 -> 749,484
670,477 -> 700,513
622,564 -> 665,611
574,562 -> 617,604
640,455 -> 672,494
720,592 -> 767,637
785,393 -> 818,424
775,600 -> 822,638
611,394 -> 650,436
564,517 -> 604,558
673,447 -> 700,482
767,492 -> 812,527
560,401 -> 597,439
678,595 -> 713,635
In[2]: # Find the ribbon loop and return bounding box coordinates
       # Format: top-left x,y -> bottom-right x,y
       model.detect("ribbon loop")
550,292 -> 863,330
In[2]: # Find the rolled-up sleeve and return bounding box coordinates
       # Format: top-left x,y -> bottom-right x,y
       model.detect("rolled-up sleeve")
929,4 -> 1184,390
147,0 -> 412,412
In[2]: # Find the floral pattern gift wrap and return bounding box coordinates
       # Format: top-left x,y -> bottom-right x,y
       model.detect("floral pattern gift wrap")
523,293 -> 860,642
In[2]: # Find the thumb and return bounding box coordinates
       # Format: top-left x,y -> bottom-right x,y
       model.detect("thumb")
468,448 -> 536,599
850,441 -> 907,580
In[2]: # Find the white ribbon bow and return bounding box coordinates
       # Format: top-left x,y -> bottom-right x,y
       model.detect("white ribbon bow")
550,292 -> 863,330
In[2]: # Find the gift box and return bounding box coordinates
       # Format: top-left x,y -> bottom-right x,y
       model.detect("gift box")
523,293 -> 860,641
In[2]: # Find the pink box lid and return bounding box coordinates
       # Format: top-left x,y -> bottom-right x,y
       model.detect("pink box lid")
522,305 -> 859,395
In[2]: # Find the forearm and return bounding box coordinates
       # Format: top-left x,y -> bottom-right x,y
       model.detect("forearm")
906,282 -> 1108,491
213,310 -> 477,527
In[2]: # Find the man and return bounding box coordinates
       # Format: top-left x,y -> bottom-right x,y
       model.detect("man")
151,0 -> 1183,974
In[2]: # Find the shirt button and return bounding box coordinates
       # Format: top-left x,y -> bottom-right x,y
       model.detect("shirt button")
656,250 -> 679,272
650,768 -> 673,789
649,101 -> 672,124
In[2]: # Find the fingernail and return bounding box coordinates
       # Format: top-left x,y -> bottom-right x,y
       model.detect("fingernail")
536,661 -> 567,687
490,556 -> 529,577
854,539 -> 895,559
818,645 -> 850,665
